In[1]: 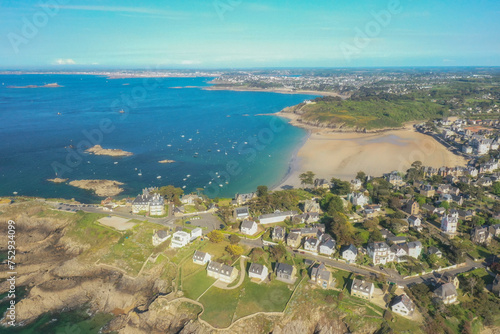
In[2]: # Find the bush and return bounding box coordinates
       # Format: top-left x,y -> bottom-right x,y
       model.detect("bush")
207,230 -> 224,243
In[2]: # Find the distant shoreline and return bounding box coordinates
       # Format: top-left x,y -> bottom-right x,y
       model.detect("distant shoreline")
203,85 -> 348,97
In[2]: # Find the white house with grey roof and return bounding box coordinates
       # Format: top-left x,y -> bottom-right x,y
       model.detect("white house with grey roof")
248,263 -> 268,282
152,230 -> 170,246
310,263 -> 335,289
351,279 -> 374,299
259,211 -> 297,224
241,220 -> 258,235
207,261 -> 238,283
391,294 -> 415,316
342,244 -> 358,263
304,237 -> 320,253
192,250 -> 212,265
319,238 -> 336,256
272,226 -> 285,242
132,188 -> 165,216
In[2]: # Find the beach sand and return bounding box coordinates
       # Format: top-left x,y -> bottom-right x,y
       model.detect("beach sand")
274,115 -> 467,190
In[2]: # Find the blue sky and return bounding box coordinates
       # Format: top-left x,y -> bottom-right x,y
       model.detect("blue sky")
0,0 -> 499,68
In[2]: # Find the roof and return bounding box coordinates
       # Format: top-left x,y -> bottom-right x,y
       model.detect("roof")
249,263 -> 266,276
235,207 -> 249,215
435,282 -> 457,298
392,294 -> 414,311
320,239 -> 336,249
276,262 -> 294,275
207,261 -> 234,277
408,241 -> 422,249
342,244 -> 358,255
259,210 -> 297,220
368,241 -> 389,251
155,230 -> 168,238
428,246 -> 442,254
273,226 -> 284,237
241,220 -> 256,229
287,232 -> 301,241
311,263 -> 331,281
351,279 -> 373,292
193,250 -> 209,261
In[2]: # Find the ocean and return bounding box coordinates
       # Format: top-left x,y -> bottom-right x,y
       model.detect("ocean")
0,74 -> 317,202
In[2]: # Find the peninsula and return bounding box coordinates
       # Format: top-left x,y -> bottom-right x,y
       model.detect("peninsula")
85,145 -> 133,157
68,179 -> 124,197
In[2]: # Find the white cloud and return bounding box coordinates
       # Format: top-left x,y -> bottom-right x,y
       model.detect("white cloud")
55,59 -> 76,65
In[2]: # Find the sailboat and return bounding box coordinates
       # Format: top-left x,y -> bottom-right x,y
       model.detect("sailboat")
138,169 -> 142,176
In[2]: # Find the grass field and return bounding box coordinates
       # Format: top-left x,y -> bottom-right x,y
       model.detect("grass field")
199,287 -> 241,328
182,269 -> 216,300
234,278 -> 294,319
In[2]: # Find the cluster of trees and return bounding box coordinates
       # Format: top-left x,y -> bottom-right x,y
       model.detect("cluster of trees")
157,185 -> 184,205
248,189 -> 300,215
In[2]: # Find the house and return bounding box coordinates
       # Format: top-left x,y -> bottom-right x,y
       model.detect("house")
241,220 -> 258,236
350,279 -> 374,299
342,244 -> 358,263
170,231 -> 191,248
421,204 -> 436,214
180,194 -> 201,205
407,241 -> 422,258
404,200 -> 420,215
192,250 -> 212,265
303,199 -> 320,213
234,192 -> 256,205
380,229 -> 395,239
310,263 -> 335,289
492,274 -> 500,297
132,188 -> 165,216
319,239 -> 336,256
152,230 -> 170,246
259,211 -> 297,224
350,179 -> 362,190
489,224 -> 500,237
434,272 -> 460,289
234,206 -> 250,220
387,236 -> 407,245
286,232 -> 302,248
190,227 -> 203,240
420,184 -> 435,197
207,261 -> 238,283
385,172 -> 405,186
367,242 -> 394,265
434,283 -> 458,304
408,215 -> 422,230
272,226 -> 285,242
248,263 -> 269,282
427,246 -> 443,258
348,192 -> 369,207
458,209 -> 474,221
391,244 -> 408,263
304,237 -> 320,253
314,178 -> 330,189
441,212 -> 459,235
470,226 -> 491,244
391,294 -> 415,317
275,263 -> 297,284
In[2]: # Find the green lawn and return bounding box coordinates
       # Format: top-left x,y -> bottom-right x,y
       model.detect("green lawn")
331,269 -> 352,290
199,287 -> 240,328
182,269 -> 216,300
234,278 -> 294,319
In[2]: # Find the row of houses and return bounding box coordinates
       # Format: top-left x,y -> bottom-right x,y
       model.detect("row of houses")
367,241 -> 422,265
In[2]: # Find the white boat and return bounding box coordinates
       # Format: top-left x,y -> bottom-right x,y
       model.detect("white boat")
167,144 -> 172,147
114,162 -> 118,165
138,170 -> 142,176
157,176 -> 161,179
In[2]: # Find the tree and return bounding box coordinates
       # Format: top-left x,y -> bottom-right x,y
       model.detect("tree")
330,178 -> 351,195
356,171 -> 367,183
207,230 -> 224,243
492,182 -> 500,196
320,193 -> 344,215
299,171 -> 315,187
158,185 -> 184,205
269,244 -> 287,261
250,247 -> 265,262
228,234 -> 241,245
256,185 -> 268,197
217,205 -> 233,224
226,244 -> 244,256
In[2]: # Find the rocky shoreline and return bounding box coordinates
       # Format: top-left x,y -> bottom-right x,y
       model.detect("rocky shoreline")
47,177 -> 69,183
68,179 -> 124,197
85,145 -> 133,157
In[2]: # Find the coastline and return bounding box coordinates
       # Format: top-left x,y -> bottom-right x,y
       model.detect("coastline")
203,85 -> 348,98
272,113 -> 468,190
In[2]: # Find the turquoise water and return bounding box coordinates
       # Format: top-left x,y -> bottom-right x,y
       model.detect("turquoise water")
0,75 -> 317,202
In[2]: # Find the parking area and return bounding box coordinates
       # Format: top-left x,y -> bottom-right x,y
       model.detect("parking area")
182,213 -> 222,233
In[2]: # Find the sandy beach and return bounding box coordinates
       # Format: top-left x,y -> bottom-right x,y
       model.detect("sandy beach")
203,85 -> 348,97
273,113 -> 467,190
